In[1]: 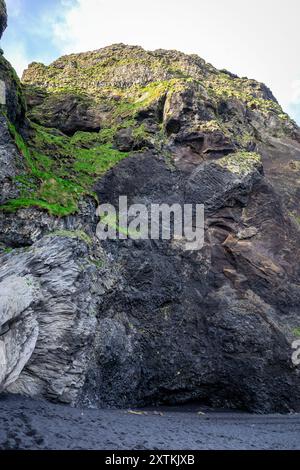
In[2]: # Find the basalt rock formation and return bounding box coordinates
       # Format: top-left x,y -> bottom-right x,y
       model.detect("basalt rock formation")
0,1 -> 300,412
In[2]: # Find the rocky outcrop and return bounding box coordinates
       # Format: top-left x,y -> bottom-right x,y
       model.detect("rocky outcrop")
0,274 -> 39,390
0,116 -> 24,205
1,235 -> 115,403
2,151 -> 299,412
0,2 -> 26,205
88,153 -> 300,412
0,2 -> 300,412
0,55 -> 26,126
24,87 -> 105,135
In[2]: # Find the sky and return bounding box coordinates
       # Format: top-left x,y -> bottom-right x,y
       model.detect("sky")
1,0 -> 299,124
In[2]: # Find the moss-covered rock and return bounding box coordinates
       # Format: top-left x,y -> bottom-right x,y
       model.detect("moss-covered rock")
0,55 -> 26,126
3,0 -> 300,416
0,3 -> 28,207
217,151 -> 262,176
22,44 -> 297,143
1,34 -> 300,413
24,88 -> 105,135
0,43 -> 297,218
1,2 -> 24,124
1,121 -> 129,216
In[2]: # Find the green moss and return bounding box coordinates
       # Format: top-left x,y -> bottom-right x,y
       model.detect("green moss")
22,50 -> 187,105
12,46 -> 295,218
0,55 -> 26,117
90,259 -> 104,268
73,144 -> 129,184
289,211 -> 300,226
22,46 -> 295,143
1,197 -> 78,216
132,123 -> 149,144
70,127 -> 117,148
217,151 -> 262,175
2,78 -> 171,217
1,121 -> 129,216
198,120 -> 222,133
292,328 -> 300,338
235,131 -> 255,147
46,229 -> 92,245
111,79 -> 183,121
7,121 -> 32,165
207,72 -> 284,117
3,247 -> 13,254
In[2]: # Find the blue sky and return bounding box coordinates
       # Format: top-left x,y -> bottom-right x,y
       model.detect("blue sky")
1,0 -> 300,124
1,0 -> 74,71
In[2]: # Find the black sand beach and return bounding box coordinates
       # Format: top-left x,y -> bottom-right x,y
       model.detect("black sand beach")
0,394 -> 299,450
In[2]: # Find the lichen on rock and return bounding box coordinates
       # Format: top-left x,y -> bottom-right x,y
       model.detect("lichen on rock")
216,151 -> 262,175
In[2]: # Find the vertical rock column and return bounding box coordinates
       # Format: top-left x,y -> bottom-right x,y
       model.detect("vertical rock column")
0,0 -> 7,104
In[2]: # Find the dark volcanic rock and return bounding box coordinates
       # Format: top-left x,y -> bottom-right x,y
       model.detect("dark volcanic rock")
24,89 -> 104,135
0,55 -> 26,126
0,115 -> 24,204
0,6 -> 27,205
0,15 -> 300,413
90,151 -> 300,412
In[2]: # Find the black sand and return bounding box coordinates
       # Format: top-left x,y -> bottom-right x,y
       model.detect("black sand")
0,394 -> 299,450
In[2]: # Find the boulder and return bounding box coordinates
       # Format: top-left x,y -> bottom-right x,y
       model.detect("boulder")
0,235 -> 114,403
24,89 -> 104,136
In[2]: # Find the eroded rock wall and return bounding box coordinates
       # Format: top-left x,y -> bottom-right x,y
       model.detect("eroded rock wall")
0,1 -> 300,412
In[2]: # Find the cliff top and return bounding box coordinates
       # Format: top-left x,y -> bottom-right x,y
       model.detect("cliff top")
23,43 -> 280,112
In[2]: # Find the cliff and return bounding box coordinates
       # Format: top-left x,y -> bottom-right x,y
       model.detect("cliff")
0,1 -> 300,412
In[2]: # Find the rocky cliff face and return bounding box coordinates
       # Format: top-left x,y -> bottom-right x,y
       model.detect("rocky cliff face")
0,1 -> 300,412
0,1 -> 26,206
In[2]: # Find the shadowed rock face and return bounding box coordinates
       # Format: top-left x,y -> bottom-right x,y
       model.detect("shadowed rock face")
0,3 -> 26,129
0,3 -> 26,205
0,0 -> 7,39
0,5 -> 300,412
90,152 -> 300,412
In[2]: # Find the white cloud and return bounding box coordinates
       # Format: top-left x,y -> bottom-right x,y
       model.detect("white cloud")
6,0 -> 23,18
291,80 -> 300,104
3,0 -> 300,123
288,80 -> 300,123
4,43 -> 30,77
3,0 -> 73,77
